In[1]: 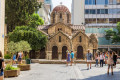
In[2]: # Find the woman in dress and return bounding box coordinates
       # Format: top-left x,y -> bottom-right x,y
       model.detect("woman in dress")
66,50 -> 71,66
105,52 -> 108,65
107,51 -> 114,75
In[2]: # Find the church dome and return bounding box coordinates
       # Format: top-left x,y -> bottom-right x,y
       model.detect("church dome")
52,5 -> 70,13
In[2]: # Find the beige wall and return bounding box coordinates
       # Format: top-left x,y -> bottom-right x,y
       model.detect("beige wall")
0,0 -> 5,56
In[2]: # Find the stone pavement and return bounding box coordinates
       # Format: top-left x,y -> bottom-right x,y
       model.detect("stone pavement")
4,63 -> 120,80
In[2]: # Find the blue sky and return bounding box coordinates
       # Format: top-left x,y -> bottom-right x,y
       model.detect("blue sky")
52,0 -> 72,12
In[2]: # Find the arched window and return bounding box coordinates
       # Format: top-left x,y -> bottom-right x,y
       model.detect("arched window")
67,14 -> 69,23
79,36 -> 82,42
59,36 -> 61,42
53,13 -> 55,23
60,13 -> 62,19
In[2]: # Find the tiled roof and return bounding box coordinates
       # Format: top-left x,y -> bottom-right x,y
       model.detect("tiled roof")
38,25 -> 85,30
53,5 -> 70,13
70,25 -> 85,30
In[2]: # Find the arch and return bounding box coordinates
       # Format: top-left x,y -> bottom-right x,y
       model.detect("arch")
77,46 -> 84,59
53,13 -> 55,23
40,48 -> 46,59
52,46 -> 58,59
67,14 -> 69,23
62,46 -> 67,59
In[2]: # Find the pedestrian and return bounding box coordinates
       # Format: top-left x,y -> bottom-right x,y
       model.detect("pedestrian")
107,51 -> 114,75
70,51 -> 74,66
12,53 -> 16,65
113,52 -> 117,68
66,50 -> 71,66
105,51 -> 108,65
86,49 -> 93,70
100,52 -> 104,67
95,53 -> 99,67
0,51 -> 4,80
17,51 -> 23,64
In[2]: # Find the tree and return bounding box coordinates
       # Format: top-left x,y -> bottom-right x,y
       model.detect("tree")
5,0 -> 42,32
7,41 -> 31,54
8,26 -> 47,51
105,22 -> 120,43
29,13 -> 44,28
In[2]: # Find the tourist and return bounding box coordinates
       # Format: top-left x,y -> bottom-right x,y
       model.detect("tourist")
12,53 -> 16,65
70,51 -> 74,66
86,49 -> 93,70
66,50 -> 71,66
17,51 -> 23,64
0,51 -> 4,80
113,52 -> 117,68
105,51 -> 108,65
100,52 -> 104,67
95,53 -> 99,67
107,51 -> 114,75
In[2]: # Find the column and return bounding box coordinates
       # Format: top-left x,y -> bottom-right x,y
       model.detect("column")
0,0 -> 5,56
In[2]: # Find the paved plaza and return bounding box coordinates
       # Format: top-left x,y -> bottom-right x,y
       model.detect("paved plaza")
5,63 -> 120,80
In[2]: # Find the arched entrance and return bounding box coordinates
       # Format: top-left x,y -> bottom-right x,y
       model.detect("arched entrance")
62,46 -> 67,59
52,46 -> 58,59
40,48 -> 46,59
77,46 -> 83,59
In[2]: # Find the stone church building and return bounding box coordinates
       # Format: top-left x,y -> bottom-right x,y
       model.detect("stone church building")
37,5 -> 98,60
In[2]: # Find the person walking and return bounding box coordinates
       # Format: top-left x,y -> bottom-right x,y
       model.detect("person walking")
66,50 -> 71,66
107,51 -> 114,75
100,52 -> 104,67
17,51 -> 23,64
12,53 -> 16,65
86,49 -> 93,70
113,52 -> 117,68
105,51 -> 108,65
70,51 -> 74,66
95,53 -> 99,67
0,51 -> 4,80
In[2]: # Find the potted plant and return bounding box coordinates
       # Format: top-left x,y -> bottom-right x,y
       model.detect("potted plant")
4,64 -> 20,78
17,64 -> 31,71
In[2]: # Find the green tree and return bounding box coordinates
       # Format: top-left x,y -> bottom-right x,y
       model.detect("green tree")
8,26 -> 47,51
29,13 -> 44,28
105,22 -> 120,43
5,0 -> 42,32
7,41 -> 31,53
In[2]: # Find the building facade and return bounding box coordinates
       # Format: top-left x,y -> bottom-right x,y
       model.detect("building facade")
0,0 -> 5,56
37,0 -> 52,25
72,0 -> 120,55
36,5 -> 98,60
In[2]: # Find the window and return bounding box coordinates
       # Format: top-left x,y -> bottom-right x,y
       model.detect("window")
85,9 -> 89,14
58,28 -> 62,31
85,0 -> 89,5
97,9 -> 100,14
67,14 -> 69,23
101,9 -> 105,14
90,9 -> 96,14
60,13 -> 62,19
59,36 -> 61,42
105,9 -> 108,14
109,18 -> 117,23
53,13 -> 55,23
79,36 -> 82,42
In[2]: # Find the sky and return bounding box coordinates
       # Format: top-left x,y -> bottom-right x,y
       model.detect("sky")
51,0 -> 72,12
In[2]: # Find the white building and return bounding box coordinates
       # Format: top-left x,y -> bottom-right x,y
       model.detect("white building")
72,0 -> 85,25
37,0 -> 52,25
72,0 -> 120,54
0,0 -> 5,55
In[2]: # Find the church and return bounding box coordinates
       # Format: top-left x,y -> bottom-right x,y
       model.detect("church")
37,4 -> 98,60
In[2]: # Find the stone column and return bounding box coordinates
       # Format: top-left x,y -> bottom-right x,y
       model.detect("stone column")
46,51 -> 52,60
0,0 -> 5,56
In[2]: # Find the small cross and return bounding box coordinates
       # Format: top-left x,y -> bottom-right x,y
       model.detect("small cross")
60,2 -> 62,5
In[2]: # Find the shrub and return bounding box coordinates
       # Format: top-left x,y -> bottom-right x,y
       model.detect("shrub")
5,64 -> 19,70
4,54 -> 12,59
